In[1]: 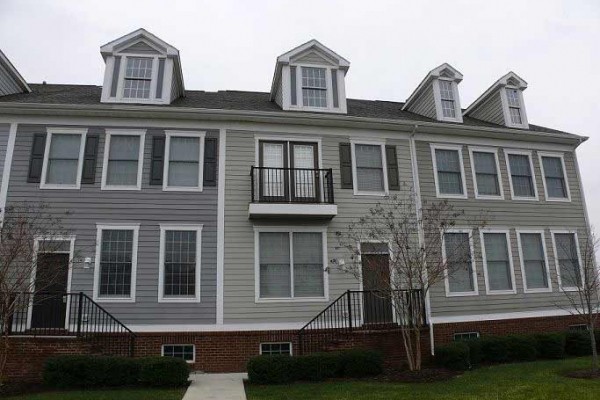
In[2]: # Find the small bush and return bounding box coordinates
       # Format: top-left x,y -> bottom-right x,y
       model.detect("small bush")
435,342 -> 470,371
505,335 -> 538,362
293,353 -> 339,381
44,355 -> 140,388
481,337 -> 509,363
247,355 -> 294,384
565,331 -> 592,356
464,339 -> 483,366
138,357 -> 190,387
338,350 -> 383,378
534,333 -> 566,359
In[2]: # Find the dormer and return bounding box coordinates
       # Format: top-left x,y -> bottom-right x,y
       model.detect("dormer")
464,72 -> 529,129
402,63 -> 463,123
100,29 -> 184,105
270,40 -> 350,114
0,49 -> 30,96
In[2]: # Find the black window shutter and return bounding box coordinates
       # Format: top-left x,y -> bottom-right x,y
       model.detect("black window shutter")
150,135 -> 165,185
81,134 -> 99,184
203,137 -> 218,187
386,145 -> 400,190
27,133 -> 46,183
339,143 -> 353,189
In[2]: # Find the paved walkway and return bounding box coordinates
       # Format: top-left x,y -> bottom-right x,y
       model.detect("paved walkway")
183,372 -> 248,400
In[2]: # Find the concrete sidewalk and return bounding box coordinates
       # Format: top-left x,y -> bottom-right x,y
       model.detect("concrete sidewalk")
183,372 -> 248,400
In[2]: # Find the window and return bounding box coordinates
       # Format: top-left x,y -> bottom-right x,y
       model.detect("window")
439,80 -> 456,118
164,132 -> 205,191
301,67 -> 327,108
469,148 -> 502,198
517,231 -> 551,292
569,324 -> 588,332
443,231 -> 477,296
505,151 -> 537,200
539,154 -> 570,201
256,229 -> 327,301
94,225 -> 139,302
352,142 -> 387,195
506,89 -> 523,125
41,129 -> 86,189
123,57 -> 153,99
102,130 -> 145,190
162,344 -> 195,363
159,225 -> 202,302
552,231 -> 582,291
481,231 -> 515,294
260,342 -> 292,356
432,145 -> 466,198
453,332 -> 480,341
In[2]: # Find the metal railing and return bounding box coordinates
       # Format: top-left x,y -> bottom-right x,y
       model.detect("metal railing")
250,166 -> 334,204
297,289 -> 425,355
5,292 -> 135,357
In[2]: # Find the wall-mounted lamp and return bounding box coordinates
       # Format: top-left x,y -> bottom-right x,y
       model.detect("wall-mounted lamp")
84,257 -> 92,269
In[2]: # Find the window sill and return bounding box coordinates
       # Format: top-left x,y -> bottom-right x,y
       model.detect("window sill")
560,287 -> 581,293
474,194 -> 504,200
158,297 -> 201,303
523,287 -> 553,294
545,197 -> 571,203
255,297 -> 329,304
485,289 -> 517,295
93,297 -> 135,303
511,196 -> 539,201
445,291 -> 479,297
40,184 -> 81,190
353,190 -> 389,197
101,185 -> 142,191
163,186 -> 204,192
436,193 -> 468,200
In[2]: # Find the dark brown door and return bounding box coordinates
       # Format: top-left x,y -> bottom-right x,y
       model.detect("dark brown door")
361,253 -> 394,325
31,253 -> 69,329
290,142 -> 318,202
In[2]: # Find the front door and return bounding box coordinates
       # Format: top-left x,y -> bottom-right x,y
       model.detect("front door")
361,247 -> 394,325
259,141 -> 288,201
30,253 -> 69,329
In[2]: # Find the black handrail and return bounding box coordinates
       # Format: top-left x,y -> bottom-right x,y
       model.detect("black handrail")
250,166 -> 334,204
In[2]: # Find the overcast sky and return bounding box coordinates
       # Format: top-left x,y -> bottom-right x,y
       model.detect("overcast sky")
1,0 -> 599,227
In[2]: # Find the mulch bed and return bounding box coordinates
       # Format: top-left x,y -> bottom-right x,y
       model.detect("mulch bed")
371,368 -> 461,383
562,369 -> 600,380
0,382 -> 47,397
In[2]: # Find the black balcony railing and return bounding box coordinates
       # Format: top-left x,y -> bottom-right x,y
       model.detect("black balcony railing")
297,289 -> 426,355
5,292 -> 135,357
251,167 -> 334,204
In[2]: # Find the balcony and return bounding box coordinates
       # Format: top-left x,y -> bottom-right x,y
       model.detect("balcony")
249,166 -> 337,219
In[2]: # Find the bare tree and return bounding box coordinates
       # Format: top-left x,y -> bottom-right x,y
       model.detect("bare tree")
0,203 -> 70,384
335,191 -> 486,371
555,228 -> 599,373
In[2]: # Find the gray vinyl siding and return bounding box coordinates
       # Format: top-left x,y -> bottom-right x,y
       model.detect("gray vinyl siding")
0,124 -> 9,186
0,62 -> 23,96
416,140 -> 588,318
405,83 -> 436,119
7,124 -> 219,326
170,64 -> 182,102
469,91 -> 505,125
274,77 -> 283,108
223,129 -> 413,324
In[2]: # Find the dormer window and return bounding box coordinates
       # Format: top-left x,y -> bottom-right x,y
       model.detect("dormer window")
123,57 -> 153,99
301,67 -> 327,108
439,80 -> 456,118
506,89 -> 523,125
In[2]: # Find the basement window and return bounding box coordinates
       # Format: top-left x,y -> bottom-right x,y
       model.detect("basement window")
453,332 -> 480,341
260,342 -> 292,356
162,344 -> 195,363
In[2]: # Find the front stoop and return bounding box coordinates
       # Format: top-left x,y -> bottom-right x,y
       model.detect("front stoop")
183,372 -> 248,400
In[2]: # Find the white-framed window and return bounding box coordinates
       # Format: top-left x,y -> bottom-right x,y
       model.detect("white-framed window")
260,342 -> 292,356
93,224 -> 139,303
123,57 -> 153,99
301,67 -> 327,108
158,224 -> 202,303
433,78 -> 462,122
442,229 -> 478,297
453,332 -> 480,341
505,150 -> 538,200
468,147 -> 503,199
506,88 -> 523,125
480,229 -> 516,295
439,80 -> 456,118
163,131 -> 206,191
431,144 -> 467,199
516,229 -> 552,293
551,230 -> 583,292
40,128 -> 87,189
101,129 -> 146,190
162,344 -> 195,363
538,152 -> 570,202
287,63 -> 346,113
351,141 -> 389,196
254,227 -> 328,302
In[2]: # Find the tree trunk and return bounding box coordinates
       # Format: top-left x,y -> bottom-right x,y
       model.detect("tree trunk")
590,326 -> 599,373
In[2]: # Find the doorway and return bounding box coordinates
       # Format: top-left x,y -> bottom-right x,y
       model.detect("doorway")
360,243 -> 394,325
30,253 -> 70,329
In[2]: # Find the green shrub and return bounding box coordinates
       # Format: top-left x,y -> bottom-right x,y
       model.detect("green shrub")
505,335 -> 538,362
481,337 -> 509,363
247,355 -> 294,384
43,355 -> 140,388
138,357 -> 190,387
293,353 -> 340,381
534,333 -> 566,359
565,331 -> 592,356
464,339 -> 483,366
337,350 -> 383,378
435,342 -> 470,371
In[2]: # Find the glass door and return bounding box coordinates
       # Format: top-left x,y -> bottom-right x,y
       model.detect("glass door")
290,143 -> 318,202
259,141 -> 288,201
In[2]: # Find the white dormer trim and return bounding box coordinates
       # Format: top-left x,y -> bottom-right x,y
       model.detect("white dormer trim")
276,39 -> 350,68
100,28 -> 178,58
500,85 -> 529,129
432,78 -> 463,123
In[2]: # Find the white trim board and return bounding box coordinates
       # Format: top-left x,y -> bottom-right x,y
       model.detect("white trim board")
430,308 -> 577,324
0,122 -> 17,222
216,128 -> 226,325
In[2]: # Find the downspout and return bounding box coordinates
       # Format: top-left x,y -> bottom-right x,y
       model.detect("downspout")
408,125 -> 435,355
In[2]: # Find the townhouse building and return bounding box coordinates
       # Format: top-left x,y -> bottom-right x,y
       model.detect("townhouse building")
0,29 -> 592,378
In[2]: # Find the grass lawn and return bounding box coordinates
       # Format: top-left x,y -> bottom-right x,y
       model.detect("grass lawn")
5,388 -> 187,400
246,357 -> 600,400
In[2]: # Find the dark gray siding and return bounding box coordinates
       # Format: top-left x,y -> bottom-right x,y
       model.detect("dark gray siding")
7,124 -> 219,326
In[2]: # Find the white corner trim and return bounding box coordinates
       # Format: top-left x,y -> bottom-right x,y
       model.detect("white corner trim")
430,143 -> 468,199
158,224 -> 203,303
504,149 -> 539,201
479,228 -> 517,295
350,139 -> 389,196
467,146 -> 504,200
216,128 -> 225,325
442,228 -> 479,297
550,229 -> 584,292
515,229 -> 553,293
0,123 -> 17,222
430,308 -> 576,324
93,223 -> 140,303
537,151 -> 571,202
40,127 -> 87,190
162,130 -> 206,192
101,129 -> 146,191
